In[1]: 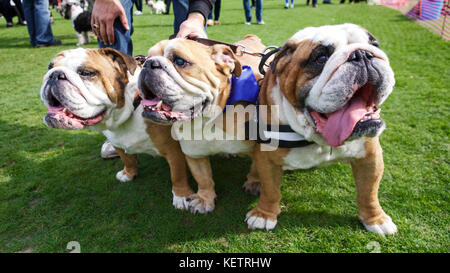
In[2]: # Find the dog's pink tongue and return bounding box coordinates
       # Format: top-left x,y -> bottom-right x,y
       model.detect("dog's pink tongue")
321,96 -> 368,147
141,98 -> 161,106
48,106 -> 64,113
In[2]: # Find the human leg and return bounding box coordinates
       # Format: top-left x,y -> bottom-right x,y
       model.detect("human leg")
97,0 -> 133,55
172,0 -> 188,34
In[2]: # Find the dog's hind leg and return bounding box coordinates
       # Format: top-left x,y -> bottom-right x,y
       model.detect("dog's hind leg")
185,156 -> 217,214
114,146 -> 138,183
351,137 -> 397,235
76,32 -> 83,46
84,31 -> 90,44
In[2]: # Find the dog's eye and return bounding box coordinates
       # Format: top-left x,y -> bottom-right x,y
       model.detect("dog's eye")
174,56 -> 187,67
315,55 -> 328,65
78,69 -> 96,77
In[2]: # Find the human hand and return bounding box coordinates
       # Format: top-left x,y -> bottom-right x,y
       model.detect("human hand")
176,12 -> 207,38
91,0 -> 129,45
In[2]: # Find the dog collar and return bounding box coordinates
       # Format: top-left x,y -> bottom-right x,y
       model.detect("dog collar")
133,91 -> 142,110
244,106 -> 314,149
225,65 -> 260,110
223,66 -> 313,148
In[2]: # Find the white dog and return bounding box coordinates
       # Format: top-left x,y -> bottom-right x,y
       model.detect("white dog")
146,0 -> 166,14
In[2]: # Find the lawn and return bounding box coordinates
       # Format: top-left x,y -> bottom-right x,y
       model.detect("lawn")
0,0 -> 449,253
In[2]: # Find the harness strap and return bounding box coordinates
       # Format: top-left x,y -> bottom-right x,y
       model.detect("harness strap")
244,106 -> 314,149
258,47 -> 281,76
133,91 -> 142,111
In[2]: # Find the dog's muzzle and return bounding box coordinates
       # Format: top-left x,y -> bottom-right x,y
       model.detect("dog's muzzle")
138,58 -> 206,125
42,70 -> 106,130
306,48 -> 394,147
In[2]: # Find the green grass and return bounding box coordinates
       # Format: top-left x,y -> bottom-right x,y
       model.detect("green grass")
0,0 -> 449,253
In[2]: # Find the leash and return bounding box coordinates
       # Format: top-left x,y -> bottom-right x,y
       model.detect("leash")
187,37 -> 281,75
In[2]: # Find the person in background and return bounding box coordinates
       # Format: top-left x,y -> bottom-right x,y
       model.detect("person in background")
1,0 -> 26,27
86,0 -> 95,12
340,0 -> 361,3
172,0 -> 188,35
206,0 -> 220,26
284,0 -> 294,8
91,0 -> 215,158
133,0 -> 143,15
164,0 -> 171,14
22,0 -> 61,47
306,0 -> 317,7
243,0 -> 263,25
49,0 -> 59,9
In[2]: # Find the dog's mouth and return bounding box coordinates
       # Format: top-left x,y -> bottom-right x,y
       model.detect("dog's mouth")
140,88 -> 207,125
44,97 -> 106,130
309,82 -> 381,147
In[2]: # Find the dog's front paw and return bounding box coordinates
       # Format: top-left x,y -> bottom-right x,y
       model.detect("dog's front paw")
242,179 -> 261,196
186,193 -> 215,214
362,215 -> 397,236
116,170 -> 135,183
245,208 -> 277,231
172,191 -> 190,210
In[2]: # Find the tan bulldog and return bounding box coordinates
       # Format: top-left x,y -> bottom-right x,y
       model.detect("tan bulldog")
40,48 -> 191,207
138,35 -> 266,214
245,24 -> 397,235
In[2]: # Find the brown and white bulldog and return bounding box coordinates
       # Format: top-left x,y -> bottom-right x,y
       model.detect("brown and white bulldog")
138,35 -> 266,214
40,48 -> 191,200
246,23 -> 397,235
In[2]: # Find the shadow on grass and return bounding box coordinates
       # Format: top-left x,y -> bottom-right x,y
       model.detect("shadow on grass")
133,24 -> 173,29
280,210 -> 361,231
0,120 -> 253,251
0,35 -> 78,49
390,14 -> 415,22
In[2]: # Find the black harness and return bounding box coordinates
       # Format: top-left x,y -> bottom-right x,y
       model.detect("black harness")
244,106 -> 314,149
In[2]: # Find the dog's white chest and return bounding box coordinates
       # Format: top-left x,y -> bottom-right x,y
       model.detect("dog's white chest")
282,138 -> 366,170
177,123 -> 252,158
103,109 -> 159,156
180,139 -> 251,158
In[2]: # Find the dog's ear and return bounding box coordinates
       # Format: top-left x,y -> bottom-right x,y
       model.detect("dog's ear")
99,48 -> 138,75
271,40 -> 297,75
212,44 -> 242,77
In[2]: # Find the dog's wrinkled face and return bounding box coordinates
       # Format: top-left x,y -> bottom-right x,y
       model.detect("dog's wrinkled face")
272,23 -> 395,146
41,48 -> 137,129
138,39 -> 241,124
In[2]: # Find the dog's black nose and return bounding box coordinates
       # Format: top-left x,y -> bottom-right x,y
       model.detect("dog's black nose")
49,70 -> 67,80
144,59 -> 162,69
347,50 -> 373,62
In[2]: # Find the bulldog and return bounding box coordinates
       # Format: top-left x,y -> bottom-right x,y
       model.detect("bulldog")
40,48 -> 192,201
138,35 -> 266,214
245,24 -> 397,235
